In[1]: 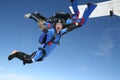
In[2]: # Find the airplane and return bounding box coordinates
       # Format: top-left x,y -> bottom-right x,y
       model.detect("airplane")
69,0 -> 120,18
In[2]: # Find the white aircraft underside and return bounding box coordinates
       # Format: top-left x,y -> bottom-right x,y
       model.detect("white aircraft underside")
69,0 -> 120,18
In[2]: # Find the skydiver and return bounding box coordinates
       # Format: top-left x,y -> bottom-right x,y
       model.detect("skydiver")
8,0 -> 97,65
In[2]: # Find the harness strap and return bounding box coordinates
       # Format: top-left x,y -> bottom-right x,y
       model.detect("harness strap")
47,41 -> 59,46
47,32 -> 61,46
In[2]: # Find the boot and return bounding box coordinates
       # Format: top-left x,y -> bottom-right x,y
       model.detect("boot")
8,50 -> 18,60
24,13 -> 40,22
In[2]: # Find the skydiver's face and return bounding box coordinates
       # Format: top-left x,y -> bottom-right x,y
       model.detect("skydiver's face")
55,22 -> 63,33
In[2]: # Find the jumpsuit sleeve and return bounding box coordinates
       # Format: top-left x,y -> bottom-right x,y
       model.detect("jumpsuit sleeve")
61,23 -> 82,35
66,23 -> 81,32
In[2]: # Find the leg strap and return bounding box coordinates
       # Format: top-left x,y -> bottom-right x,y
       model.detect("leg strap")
36,48 -> 47,61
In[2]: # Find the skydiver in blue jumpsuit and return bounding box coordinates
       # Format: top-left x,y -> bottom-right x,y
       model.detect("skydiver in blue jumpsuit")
8,0 -> 97,65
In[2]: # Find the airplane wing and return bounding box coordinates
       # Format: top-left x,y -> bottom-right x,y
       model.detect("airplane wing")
69,0 -> 120,18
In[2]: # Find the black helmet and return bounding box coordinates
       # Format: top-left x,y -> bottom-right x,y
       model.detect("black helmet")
54,12 -> 70,21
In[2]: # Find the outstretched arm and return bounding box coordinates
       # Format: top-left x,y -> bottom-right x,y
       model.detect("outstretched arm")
61,23 -> 82,35
67,22 -> 82,32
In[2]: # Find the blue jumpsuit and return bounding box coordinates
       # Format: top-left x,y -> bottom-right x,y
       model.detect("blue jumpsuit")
33,28 -> 68,61
32,0 -> 97,62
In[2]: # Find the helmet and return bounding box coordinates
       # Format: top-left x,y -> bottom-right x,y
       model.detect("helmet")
54,12 -> 70,21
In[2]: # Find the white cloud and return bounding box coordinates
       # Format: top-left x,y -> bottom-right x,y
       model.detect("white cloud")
93,28 -> 120,56
77,64 -> 88,72
79,66 -> 87,72
0,73 -> 32,80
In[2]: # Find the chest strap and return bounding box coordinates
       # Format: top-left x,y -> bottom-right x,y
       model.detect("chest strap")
47,32 -> 61,46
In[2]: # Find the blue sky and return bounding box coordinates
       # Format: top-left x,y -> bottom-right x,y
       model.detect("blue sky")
0,0 -> 120,80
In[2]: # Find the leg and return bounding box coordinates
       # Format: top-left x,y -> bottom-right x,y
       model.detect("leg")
34,12 -> 47,21
39,33 -> 47,44
70,3 -> 97,27
32,48 -> 46,62
66,0 -> 79,25
80,3 -> 97,25
70,0 -> 80,20
24,12 -> 47,22
8,50 -> 33,65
